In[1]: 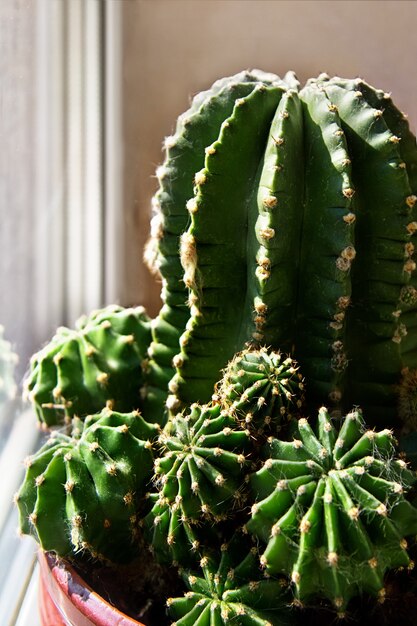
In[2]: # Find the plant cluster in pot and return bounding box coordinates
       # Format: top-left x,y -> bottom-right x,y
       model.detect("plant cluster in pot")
14,70 -> 417,626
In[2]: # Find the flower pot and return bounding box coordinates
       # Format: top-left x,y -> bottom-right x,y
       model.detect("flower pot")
38,551 -> 144,626
36,546 -> 417,626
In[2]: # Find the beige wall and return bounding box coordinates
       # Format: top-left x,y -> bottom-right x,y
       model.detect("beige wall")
122,0 -> 417,314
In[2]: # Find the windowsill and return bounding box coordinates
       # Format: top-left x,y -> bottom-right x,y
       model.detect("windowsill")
1,408 -> 42,626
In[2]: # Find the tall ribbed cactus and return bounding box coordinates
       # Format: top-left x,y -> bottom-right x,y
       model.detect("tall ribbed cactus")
145,71 -> 417,427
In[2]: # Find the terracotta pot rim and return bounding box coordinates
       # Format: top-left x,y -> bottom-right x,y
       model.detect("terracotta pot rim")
39,550 -> 144,626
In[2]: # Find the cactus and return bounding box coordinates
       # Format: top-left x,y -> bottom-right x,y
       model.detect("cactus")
143,71 -> 417,427
167,534 -> 291,626
24,305 -> 153,427
216,348 -> 304,436
15,409 -> 159,562
246,408 -> 417,614
142,70 -> 297,420
14,71 -> 417,623
144,403 -> 251,566
0,324 -> 18,405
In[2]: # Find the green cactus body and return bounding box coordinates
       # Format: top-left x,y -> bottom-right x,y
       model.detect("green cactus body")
143,70 -> 292,420
216,348 -> 304,435
309,76 -> 417,423
168,80 -> 296,409
397,367 -> 417,433
144,403 -> 251,566
24,305 -> 153,427
246,407 -> 417,613
0,324 -> 18,405
146,72 -> 417,425
167,535 -> 290,626
15,409 -> 159,562
397,367 -> 417,465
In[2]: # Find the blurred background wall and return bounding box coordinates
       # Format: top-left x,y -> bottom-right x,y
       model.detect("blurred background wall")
123,0 -> 417,315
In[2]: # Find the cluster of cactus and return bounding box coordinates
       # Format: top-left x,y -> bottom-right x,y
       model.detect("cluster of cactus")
15,70 -> 417,625
17,344 -> 417,622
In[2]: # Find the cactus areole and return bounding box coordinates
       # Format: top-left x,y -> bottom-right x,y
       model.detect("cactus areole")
144,70 -> 417,427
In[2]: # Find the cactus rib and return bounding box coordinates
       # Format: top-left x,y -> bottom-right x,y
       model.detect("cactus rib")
170,83 -> 285,406
143,71 -> 287,419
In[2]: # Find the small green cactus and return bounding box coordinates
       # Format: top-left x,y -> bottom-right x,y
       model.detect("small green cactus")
247,408 -> 417,614
0,324 -> 18,405
15,409 -> 159,562
24,305 -> 153,427
144,403 -> 251,566
167,534 -> 291,626
216,348 -> 304,435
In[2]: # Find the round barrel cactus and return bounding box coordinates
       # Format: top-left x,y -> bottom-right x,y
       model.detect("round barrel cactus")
15,408 -> 159,562
247,407 -> 417,614
24,305 -> 153,427
216,348 -> 304,436
144,403 -> 251,566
